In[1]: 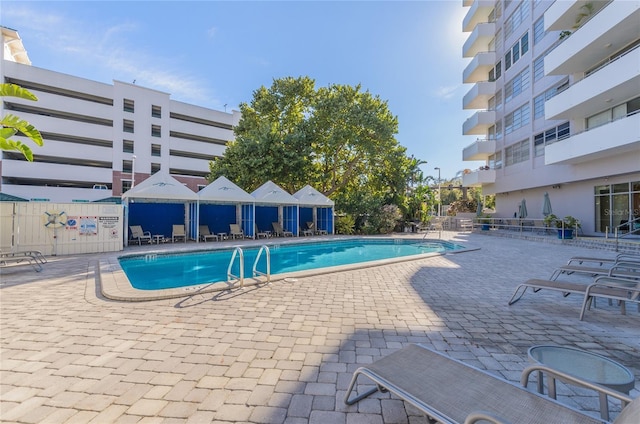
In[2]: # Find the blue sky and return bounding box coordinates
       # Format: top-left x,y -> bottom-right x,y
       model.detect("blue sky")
2,0 -> 480,181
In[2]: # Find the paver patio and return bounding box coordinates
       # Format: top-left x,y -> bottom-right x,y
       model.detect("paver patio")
1,232 -> 638,423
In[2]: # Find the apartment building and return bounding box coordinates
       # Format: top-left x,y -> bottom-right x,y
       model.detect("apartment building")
1,27 -> 240,203
461,0 -> 639,235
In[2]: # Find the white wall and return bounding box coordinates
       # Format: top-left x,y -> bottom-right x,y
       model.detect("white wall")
1,202 -> 123,255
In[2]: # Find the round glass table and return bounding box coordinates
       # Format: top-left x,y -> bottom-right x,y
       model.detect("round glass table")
528,345 -> 635,420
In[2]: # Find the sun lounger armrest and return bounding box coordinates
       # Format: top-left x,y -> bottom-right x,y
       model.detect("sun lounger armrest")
521,365 -> 634,405
464,411 -> 513,424
592,276 -> 639,291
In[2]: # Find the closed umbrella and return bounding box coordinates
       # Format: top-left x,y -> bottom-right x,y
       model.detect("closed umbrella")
519,199 -> 528,219
542,192 -> 552,216
476,200 -> 483,217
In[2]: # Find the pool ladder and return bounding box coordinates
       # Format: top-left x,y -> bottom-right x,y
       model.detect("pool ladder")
226,245 -> 271,288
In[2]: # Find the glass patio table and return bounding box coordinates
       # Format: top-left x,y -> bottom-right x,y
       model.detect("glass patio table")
528,345 -> 635,420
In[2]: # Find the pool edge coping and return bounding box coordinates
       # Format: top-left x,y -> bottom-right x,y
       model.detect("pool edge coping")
98,237 -> 479,302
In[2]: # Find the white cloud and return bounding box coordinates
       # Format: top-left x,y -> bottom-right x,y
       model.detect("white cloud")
2,4 -> 223,108
435,85 -> 461,100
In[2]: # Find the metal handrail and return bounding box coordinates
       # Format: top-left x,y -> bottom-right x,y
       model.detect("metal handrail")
227,247 -> 244,287
613,217 -> 640,252
253,245 -> 271,283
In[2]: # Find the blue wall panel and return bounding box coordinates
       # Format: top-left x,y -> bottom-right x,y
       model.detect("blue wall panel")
255,206 -> 278,233
129,203 -> 184,237
299,207 -> 313,229
200,204 -> 236,234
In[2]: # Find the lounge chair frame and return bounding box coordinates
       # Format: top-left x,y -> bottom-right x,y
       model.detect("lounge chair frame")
229,224 -> 245,239
172,225 -> 186,243
199,225 -> 218,242
345,344 -> 636,424
508,276 -> 639,320
0,253 -> 42,272
129,225 -> 152,245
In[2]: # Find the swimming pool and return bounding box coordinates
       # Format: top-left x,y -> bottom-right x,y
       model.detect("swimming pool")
119,238 -> 465,290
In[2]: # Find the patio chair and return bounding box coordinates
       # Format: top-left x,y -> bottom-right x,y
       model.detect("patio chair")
272,222 -> 293,237
345,344 -> 638,424
130,225 -> 152,245
508,275 -> 640,320
229,224 -> 244,239
255,224 -> 270,239
0,252 -> 43,272
300,226 -> 313,236
307,221 -> 327,235
172,225 -> 186,243
550,260 -> 640,281
199,225 -> 218,242
0,249 -> 47,264
567,253 -> 640,267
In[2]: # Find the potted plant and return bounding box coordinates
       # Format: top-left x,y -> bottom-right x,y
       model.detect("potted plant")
544,214 -> 580,239
477,214 -> 492,231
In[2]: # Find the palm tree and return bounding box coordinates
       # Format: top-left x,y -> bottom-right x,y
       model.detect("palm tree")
1,83 -> 43,161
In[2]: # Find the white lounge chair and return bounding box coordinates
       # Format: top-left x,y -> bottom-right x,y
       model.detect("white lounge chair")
272,222 -> 293,237
129,225 -> 152,245
199,225 -> 218,242
229,224 -> 244,239
172,225 -> 186,243
255,224 -> 270,239
345,344 -> 638,424
508,275 -> 640,320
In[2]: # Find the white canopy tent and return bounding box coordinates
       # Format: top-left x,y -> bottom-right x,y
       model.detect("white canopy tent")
198,176 -> 255,239
251,181 -> 299,236
121,172 -> 198,246
293,185 -> 334,235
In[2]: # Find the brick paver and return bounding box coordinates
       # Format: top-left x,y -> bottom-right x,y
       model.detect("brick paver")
1,233 -> 638,423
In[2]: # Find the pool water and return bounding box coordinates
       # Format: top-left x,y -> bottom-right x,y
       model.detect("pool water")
119,238 -> 464,290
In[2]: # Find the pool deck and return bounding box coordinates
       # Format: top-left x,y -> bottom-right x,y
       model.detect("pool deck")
1,232 -> 638,423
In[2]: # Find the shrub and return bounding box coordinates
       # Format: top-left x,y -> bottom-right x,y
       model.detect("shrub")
335,214 -> 355,235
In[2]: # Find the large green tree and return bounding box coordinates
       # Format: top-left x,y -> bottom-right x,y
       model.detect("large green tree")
209,77 -> 412,222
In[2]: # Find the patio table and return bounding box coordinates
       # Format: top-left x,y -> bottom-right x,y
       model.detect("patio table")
528,345 -> 635,420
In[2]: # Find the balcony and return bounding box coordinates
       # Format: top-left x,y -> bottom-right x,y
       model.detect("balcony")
462,22 -> 496,58
544,0 -> 607,32
463,81 -> 496,110
545,47 -> 640,120
462,110 -> 495,135
462,139 -> 496,161
463,0 -> 495,32
545,2 -> 640,76
462,168 -> 496,187
545,112 -> 640,165
463,51 -> 496,83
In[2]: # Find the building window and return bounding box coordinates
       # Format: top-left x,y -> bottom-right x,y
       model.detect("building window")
586,97 -> 640,130
123,119 -> 134,133
489,151 -> 502,169
505,103 -> 530,134
505,32 -> 529,72
505,68 -> 530,103
151,163 -> 161,174
534,94 -> 545,119
123,140 -> 134,153
533,55 -> 545,81
122,160 -> 133,173
533,17 -> 545,45
533,122 -> 570,156
152,124 -> 161,137
122,180 -> 133,193
495,119 -> 503,140
504,2 -> 530,39
489,61 -> 502,82
495,89 -> 503,110
151,144 -> 161,157
123,99 -> 134,113
594,181 -> 640,233
152,105 -> 162,118
505,139 -> 529,166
